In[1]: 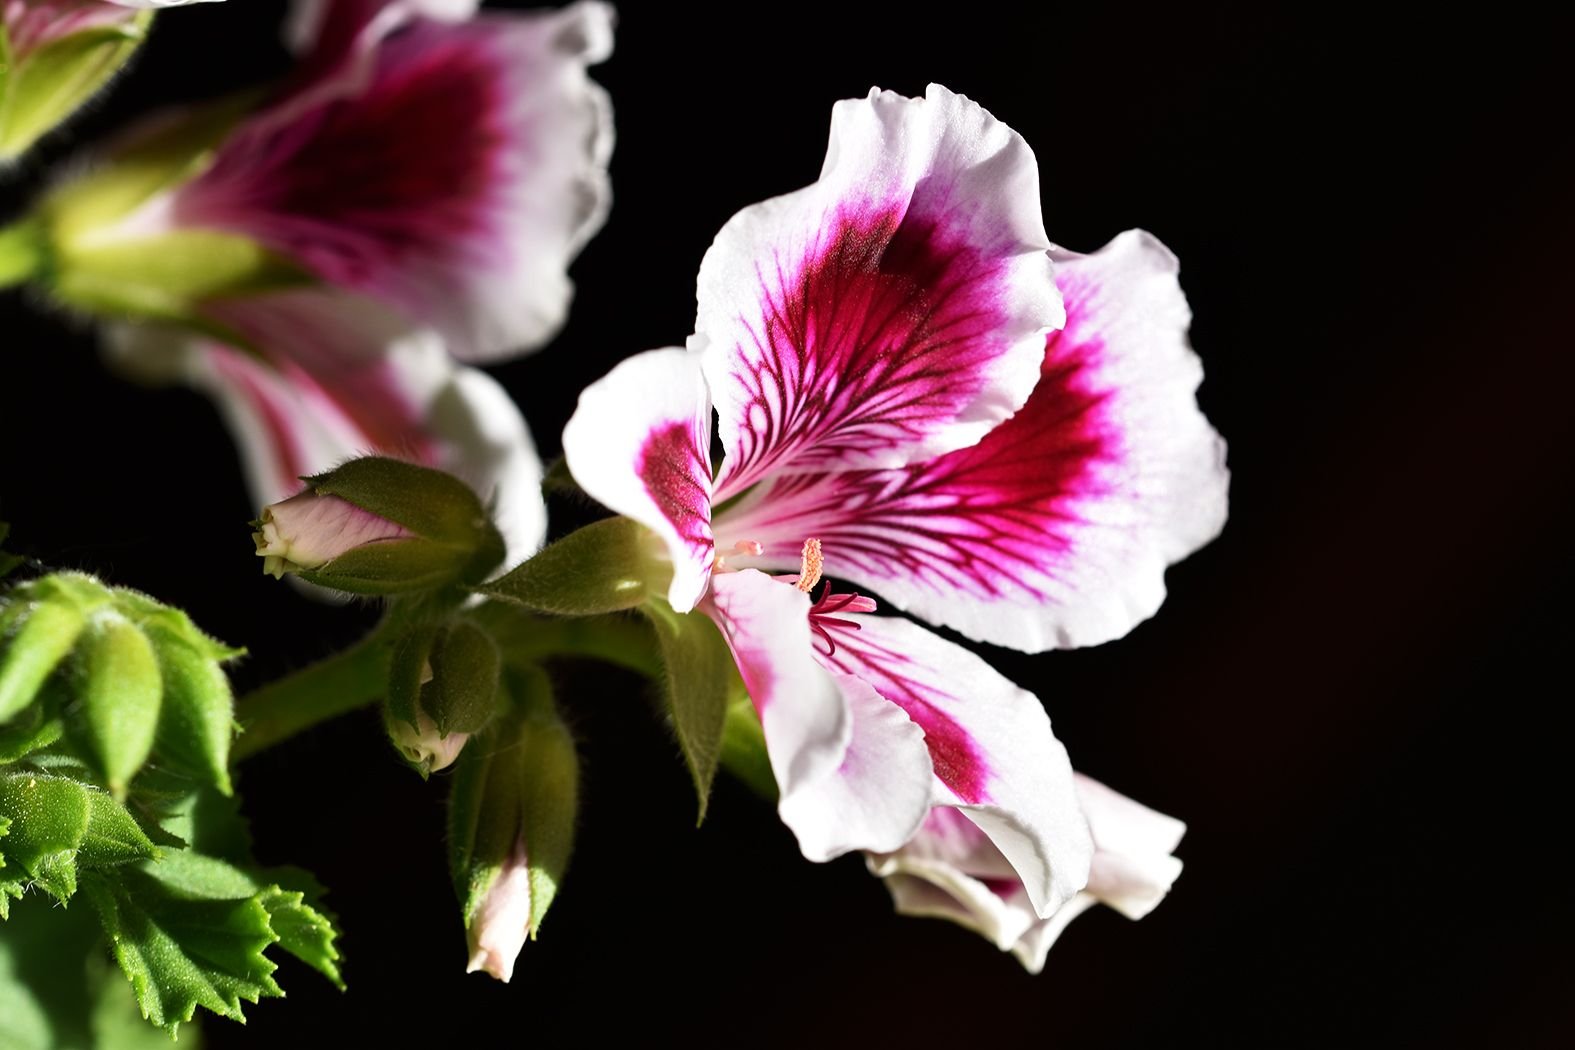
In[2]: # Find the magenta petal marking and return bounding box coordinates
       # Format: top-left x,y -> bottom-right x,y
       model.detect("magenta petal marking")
3,1 -> 136,62
713,200 -> 1014,495
178,22 -> 511,306
637,421 -> 714,572
819,629 -> 991,805
715,289 -> 1120,606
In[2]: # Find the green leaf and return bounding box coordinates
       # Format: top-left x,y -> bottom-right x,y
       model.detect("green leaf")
479,517 -> 652,615
0,889 -> 180,1050
73,612 -> 163,799
0,771 -> 157,911
644,601 -> 737,823
83,849 -> 344,1034
720,691 -> 779,802
0,771 -> 91,903
0,708 -> 65,763
254,886 -> 343,989
82,869 -> 281,1036
80,790 -> 159,868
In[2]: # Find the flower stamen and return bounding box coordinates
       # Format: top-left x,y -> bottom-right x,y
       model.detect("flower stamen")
807,580 -> 877,657
796,538 -> 823,593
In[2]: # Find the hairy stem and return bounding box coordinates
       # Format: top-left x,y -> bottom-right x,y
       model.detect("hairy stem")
233,609 -> 663,760
233,634 -> 393,760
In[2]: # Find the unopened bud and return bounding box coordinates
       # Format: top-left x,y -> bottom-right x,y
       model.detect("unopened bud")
253,457 -> 505,595
389,709 -> 470,775
255,491 -> 415,578
449,668 -> 578,982
74,610 -> 162,799
384,619 -> 499,776
0,572 -> 239,794
465,837 -> 532,982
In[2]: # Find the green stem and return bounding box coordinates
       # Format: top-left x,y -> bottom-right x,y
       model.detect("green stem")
232,635 -> 394,761
0,218 -> 44,290
232,609 -> 663,760
476,606 -> 663,680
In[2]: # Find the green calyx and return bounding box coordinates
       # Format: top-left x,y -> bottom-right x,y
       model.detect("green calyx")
480,516 -> 656,615
283,457 -> 509,597
0,13 -> 152,162
448,667 -> 579,957
10,83 -> 308,324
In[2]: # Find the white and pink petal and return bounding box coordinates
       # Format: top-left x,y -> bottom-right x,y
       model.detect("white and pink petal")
774,671 -> 932,861
701,570 -> 851,803
699,83 -> 1061,496
713,228 -> 1229,652
561,346 -> 716,612
105,315 -> 548,567
175,0 -> 615,362
820,614 -> 1092,917
869,775 -> 1185,972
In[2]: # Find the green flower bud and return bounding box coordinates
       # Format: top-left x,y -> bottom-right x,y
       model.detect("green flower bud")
448,668 -> 578,982
72,610 -> 161,799
254,457 -> 506,596
0,6 -> 152,161
385,620 -> 499,776
0,573 -> 111,721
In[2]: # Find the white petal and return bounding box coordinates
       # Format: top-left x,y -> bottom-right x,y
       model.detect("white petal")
562,346 -> 715,612
777,672 -> 932,860
1010,894 -> 1099,973
1075,773 -> 1186,920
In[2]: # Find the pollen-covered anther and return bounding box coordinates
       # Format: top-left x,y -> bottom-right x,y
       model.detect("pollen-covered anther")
796,538 -> 824,593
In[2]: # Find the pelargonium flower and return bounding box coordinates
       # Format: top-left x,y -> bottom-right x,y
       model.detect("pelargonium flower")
40,0 -> 613,361
0,1 -> 223,159
867,774 -> 1186,972
564,85 -> 1227,922
155,0 -> 615,362
28,0 -> 613,562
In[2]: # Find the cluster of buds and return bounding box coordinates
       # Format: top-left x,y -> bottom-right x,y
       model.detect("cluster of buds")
0,570 -> 239,797
249,456 -> 582,982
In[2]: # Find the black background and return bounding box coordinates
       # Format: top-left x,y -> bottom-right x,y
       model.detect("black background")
2,3 -> 1571,1046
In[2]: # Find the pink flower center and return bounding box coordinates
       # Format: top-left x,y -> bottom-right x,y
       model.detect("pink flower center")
789,537 -> 876,656
807,581 -> 876,656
